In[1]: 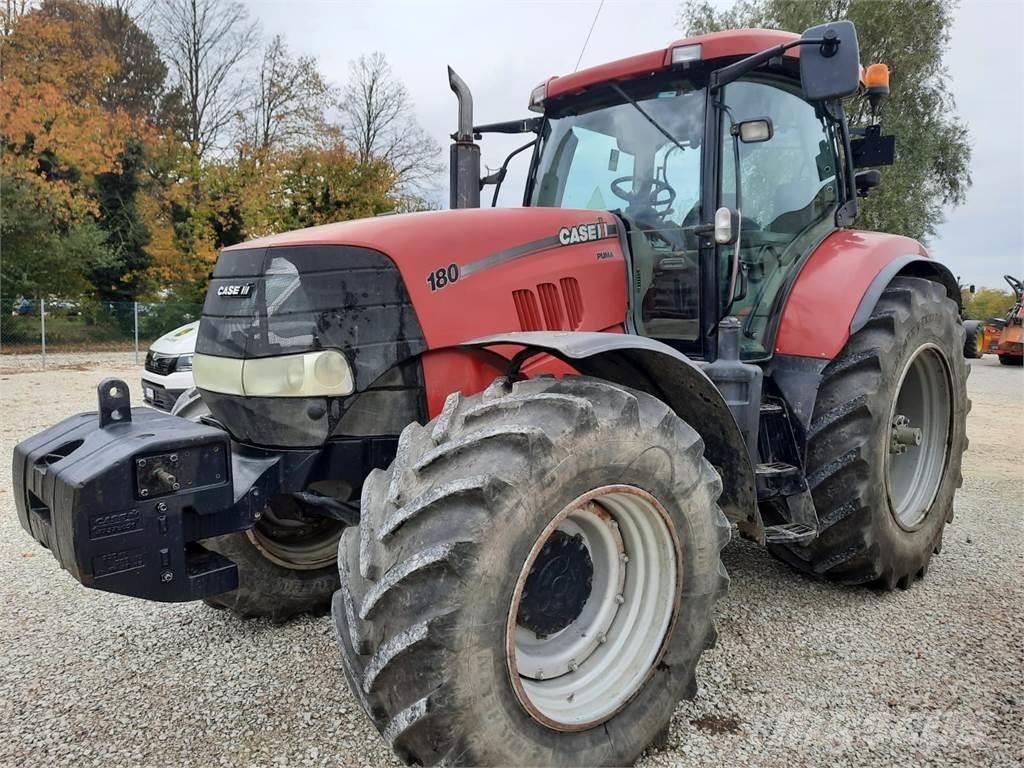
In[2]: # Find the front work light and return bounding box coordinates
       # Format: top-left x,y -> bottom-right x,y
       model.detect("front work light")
528,83 -> 547,113
193,350 -> 354,397
670,44 -> 702,65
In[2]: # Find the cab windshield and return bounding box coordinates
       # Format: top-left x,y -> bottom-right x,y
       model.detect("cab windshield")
530,81 -> 706,345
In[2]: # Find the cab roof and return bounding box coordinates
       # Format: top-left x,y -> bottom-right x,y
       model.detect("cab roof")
544,28 -> 800,101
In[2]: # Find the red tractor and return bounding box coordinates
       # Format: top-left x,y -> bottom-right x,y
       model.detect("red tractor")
14,22 -> 968,767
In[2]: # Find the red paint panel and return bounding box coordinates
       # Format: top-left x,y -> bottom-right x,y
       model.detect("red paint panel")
420,348 -> 579,419
775,230 -> 928,359
420,324 -> 627,418
545,29 -> 799,100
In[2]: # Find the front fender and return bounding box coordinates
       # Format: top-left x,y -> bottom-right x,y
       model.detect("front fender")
461,331 -> 759,535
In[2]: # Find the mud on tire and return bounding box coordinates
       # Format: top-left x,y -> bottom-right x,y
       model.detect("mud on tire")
768,277 -> 969,589
333,375 -> 730,767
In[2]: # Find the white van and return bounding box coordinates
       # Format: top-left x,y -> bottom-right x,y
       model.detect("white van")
142,321 -> 198,411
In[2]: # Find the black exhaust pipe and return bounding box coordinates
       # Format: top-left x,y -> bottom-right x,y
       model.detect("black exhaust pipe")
448,67 -> 480,209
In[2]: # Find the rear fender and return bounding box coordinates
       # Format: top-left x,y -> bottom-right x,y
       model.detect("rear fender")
450,331 -> 759,536
849,257 -> 960,335
775,230 -> 959,359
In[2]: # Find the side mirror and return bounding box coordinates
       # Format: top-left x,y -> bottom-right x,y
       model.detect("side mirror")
854,169 -> 881,197
969,284 -> 976,295
734,118 -> 773,144
714,206 -> 740,245
799,20 -> 861,101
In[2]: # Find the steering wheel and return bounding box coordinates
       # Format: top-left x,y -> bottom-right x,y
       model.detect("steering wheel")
610,176 -> 675,214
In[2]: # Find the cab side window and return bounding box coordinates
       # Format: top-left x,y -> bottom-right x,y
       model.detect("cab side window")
721,79 -> 839,233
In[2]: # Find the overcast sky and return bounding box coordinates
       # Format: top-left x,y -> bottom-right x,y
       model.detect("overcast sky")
246,0 -> 1023,289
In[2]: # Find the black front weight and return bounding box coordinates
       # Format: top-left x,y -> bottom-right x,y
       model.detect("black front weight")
12,379 -> 273,602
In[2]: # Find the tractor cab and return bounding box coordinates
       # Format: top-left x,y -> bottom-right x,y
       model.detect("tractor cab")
454,24 -> 887,361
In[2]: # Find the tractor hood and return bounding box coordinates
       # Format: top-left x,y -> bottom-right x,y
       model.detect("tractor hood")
196,207 -> 625,446
219,205 -> 618,348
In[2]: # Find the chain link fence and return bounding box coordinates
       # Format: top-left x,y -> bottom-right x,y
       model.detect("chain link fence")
0,297 -> 203,368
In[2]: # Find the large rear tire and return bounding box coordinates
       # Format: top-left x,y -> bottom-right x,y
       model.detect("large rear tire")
333,376 -> 729,766
173,389 -> 342,621
768,277 -> 968,589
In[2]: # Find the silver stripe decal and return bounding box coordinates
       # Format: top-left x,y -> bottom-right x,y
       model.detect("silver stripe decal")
459,222 -> 618,279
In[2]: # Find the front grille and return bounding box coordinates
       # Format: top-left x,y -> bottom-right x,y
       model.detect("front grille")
142,382 -> 179,411
145,351 -> 176,376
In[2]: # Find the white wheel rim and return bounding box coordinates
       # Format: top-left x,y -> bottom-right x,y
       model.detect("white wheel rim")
505,485 -> 681,731
885,343 -> 952,530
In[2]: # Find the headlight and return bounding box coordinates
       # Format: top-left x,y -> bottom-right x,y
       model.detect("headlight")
174,354 -> 193,372
193,350 -> 354,397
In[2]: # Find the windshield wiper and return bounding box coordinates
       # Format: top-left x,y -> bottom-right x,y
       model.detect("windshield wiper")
609,83 -> 690,155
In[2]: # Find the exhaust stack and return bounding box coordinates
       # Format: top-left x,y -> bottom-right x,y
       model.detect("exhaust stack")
448,67 -> 481,209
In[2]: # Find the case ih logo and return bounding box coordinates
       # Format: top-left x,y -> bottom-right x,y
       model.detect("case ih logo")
558,221 -> 611,246
217,283 -> 253,298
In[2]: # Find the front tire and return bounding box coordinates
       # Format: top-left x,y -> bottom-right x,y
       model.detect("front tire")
334,376 -> 729,766
963,320 -> 982,358
768,277 -> 968,589
173,389 -> 342,621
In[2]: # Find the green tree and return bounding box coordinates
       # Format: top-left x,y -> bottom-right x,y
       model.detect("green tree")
677,0 -> 970,243
963,287 -> 1016,321
0,175 -> 98,301
88,138 -> 152,303
94,1 -> 172,122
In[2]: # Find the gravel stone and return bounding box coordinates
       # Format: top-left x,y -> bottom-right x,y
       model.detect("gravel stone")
1,357 -> 1021,767
0,350 -> 139,372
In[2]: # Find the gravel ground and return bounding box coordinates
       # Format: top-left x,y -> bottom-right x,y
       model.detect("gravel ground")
1,357 -> 1021,767
0,350 -> 138,372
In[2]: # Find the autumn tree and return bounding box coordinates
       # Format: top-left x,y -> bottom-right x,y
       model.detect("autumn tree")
0,1 -> 136,300
239,34 -> 334,152
0,0 -> 179,308
156,0 -> 258,158
340,51 -> 442,199
1,0 -> 33,37
676,0 -> 971,243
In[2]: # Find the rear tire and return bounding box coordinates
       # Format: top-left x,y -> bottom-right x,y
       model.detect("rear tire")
998,354 -> 1023,366
334,376 -> 729,766
767,277 -> 968,589
962,320 -> 982,358
173,389 -> 341,621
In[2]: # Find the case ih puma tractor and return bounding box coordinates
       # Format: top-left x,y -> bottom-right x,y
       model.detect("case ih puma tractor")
14,22 -> 968,767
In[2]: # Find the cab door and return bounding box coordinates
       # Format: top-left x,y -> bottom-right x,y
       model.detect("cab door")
716,76 -> 843,359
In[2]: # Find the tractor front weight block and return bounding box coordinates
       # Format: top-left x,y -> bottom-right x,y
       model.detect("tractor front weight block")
12,379 -> 277,603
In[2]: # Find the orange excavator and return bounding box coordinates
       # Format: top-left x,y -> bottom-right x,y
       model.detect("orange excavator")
964,275 -> 1023,365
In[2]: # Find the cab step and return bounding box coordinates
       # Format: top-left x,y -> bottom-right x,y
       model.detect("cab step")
763,522 -> 816,545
